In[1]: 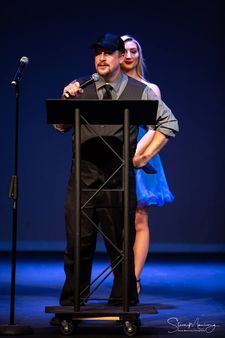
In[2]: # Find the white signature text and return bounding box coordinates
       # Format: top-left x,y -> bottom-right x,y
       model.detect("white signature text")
167,317 -> 216,334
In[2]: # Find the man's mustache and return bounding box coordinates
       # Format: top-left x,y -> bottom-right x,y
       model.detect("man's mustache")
97,63 -> 109,67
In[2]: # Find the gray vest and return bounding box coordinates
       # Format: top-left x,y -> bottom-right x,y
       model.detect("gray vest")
73,76 -> 146,154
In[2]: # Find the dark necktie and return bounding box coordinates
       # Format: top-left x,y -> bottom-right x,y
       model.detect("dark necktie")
103,84 -> 112,99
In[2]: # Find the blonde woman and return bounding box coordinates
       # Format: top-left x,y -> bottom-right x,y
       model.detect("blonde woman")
121,35 -> 174,294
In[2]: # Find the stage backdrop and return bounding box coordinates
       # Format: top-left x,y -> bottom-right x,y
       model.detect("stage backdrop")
0,0 -> 224,253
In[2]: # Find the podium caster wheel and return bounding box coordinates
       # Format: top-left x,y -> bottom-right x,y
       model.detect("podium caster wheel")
123,320 -> 137,336
60,319 -> 75,336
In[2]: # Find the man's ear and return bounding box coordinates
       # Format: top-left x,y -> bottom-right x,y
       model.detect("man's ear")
119,52 -> 125,64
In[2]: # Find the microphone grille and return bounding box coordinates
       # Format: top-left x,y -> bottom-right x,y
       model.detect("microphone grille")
20,56 -> 29,64
92,73 -> 100,82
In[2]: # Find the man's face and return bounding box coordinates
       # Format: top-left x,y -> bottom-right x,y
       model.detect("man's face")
94,48 -> 125,81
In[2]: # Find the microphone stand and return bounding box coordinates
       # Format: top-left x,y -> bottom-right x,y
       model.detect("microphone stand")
0,82 -> 33,335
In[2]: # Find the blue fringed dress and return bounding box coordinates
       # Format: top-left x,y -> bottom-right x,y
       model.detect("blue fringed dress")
135,126 -> 174,207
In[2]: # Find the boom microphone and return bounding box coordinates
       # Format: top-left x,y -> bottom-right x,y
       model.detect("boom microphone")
11,56 -> 29,86
64,73 -> 100,98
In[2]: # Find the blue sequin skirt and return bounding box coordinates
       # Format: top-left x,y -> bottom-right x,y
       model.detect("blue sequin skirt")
135,127 -> 174,207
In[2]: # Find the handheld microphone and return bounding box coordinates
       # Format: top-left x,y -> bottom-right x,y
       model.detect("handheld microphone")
64,73 -> 100,98
11,56 -> 29,86
135,162 -> 157,174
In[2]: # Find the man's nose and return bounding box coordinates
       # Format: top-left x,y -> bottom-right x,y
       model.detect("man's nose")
100,52 -> 106,60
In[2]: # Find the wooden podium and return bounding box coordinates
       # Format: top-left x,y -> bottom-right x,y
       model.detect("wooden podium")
45,99 -> 158,336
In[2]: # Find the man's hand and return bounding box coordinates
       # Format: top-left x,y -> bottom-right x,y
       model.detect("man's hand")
133,130 -> 169,167
133,154 -> 149,168
63,81 -> 84,98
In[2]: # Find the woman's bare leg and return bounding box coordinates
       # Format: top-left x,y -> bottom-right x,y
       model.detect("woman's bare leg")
133,207 -> 150,293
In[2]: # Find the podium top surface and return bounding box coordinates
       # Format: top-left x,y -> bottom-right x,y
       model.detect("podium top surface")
46,99 -> 158,125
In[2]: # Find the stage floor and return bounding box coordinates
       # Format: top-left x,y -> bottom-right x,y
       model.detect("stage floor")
0,252 -> 225,337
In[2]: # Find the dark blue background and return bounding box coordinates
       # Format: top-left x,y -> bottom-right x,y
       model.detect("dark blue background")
0,0 -> 224,252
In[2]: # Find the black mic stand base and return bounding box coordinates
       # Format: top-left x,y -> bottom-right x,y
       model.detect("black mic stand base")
0,324 -> 33,336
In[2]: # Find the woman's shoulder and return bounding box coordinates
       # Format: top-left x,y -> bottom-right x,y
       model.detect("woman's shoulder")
142,80 -> 161,98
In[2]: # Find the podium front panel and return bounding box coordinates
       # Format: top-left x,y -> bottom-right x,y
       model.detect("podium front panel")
46,99 -> 158,125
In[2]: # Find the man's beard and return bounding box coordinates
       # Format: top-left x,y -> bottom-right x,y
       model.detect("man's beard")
97,64 -> 110,76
